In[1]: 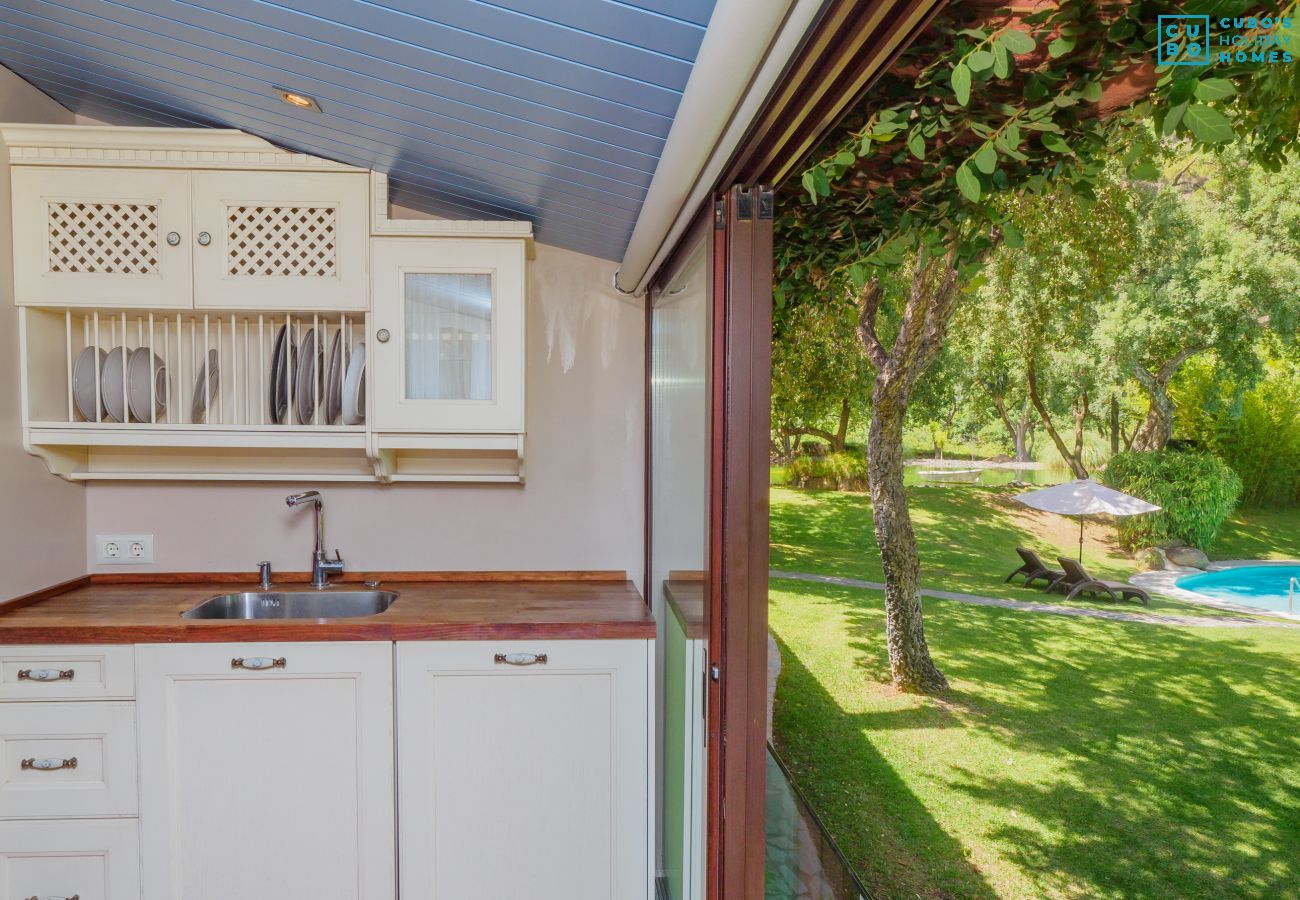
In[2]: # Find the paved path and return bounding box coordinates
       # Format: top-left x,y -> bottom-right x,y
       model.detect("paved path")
770,570 -> 1300,629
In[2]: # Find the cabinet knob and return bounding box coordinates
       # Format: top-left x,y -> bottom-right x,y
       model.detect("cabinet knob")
197,231 -> 212,246
166,231 -> 182,246
375,328 -> 391,343
17,668 -> 74,682
231,656 -> 287,671
22,757 -> 77,771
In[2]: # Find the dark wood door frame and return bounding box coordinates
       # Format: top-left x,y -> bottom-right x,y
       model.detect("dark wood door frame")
707,183 -> 774,900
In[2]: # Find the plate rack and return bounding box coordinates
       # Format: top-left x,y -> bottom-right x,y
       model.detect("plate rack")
27,308 -> 365,429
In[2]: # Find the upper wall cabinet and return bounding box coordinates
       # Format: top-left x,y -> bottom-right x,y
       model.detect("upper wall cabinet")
191,171 -> 368,310
12,166 -> 193,309
371,237 -> 525,434
4,125 -> 369,312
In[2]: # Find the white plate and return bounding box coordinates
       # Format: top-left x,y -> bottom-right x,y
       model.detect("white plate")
191,349 -> 220,423
342,340 -> 365,426
100,347 -> 132,423
324,329 -> 343,424
127,347 -> 168,423
73,346 -> 107,422
295,328 -> 324,425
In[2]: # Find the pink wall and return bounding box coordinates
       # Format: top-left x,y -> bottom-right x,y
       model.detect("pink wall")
83,243 -> 647,586
0,67 -> 84,600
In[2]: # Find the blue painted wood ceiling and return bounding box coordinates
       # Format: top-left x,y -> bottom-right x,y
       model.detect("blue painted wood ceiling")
0,0 -> 719,260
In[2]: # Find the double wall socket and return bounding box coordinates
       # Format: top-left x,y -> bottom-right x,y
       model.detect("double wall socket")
96,534 -> 155,565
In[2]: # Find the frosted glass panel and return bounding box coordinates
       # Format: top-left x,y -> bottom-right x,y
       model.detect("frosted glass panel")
403,272 -> 493,401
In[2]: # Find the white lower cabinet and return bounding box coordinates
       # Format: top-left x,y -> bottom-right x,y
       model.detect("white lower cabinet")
396,639 -> 652,900
135,642 -> 395,900
0,817 -> 140,900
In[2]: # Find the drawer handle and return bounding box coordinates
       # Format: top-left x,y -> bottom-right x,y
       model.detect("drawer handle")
494,652 -> 548,666
17,668 -> 75,682
231,656 -> 286,671
26,895 -> 79,900
22,757 -> 77,771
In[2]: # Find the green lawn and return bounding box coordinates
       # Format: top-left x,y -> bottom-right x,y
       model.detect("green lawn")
769,486 -> 1300,899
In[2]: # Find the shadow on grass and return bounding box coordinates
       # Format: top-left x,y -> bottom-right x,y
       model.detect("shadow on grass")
772,630 -> 1000,899
773,576 -> 1300,898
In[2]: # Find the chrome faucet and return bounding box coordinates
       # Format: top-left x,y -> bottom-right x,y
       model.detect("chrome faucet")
285,490 -> 344,589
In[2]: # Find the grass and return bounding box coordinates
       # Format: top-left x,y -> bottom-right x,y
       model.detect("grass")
769,485 -> 1300,898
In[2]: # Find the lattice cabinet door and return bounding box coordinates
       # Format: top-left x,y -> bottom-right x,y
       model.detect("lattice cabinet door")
191,171 -> 369,311
11,167 -> 193,308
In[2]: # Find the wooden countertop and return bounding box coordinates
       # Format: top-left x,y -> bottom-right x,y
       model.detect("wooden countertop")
0,574 -> 654,644
664,578 -> 705,640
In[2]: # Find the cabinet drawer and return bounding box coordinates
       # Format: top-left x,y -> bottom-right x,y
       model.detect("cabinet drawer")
0,817 -> 140,900
0,702 -> 138,820
0,646 -> 134,702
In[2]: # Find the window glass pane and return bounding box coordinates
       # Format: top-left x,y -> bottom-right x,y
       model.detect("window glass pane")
403,272 -> 493,401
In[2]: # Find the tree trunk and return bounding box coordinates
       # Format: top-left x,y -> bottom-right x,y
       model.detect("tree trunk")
855,253 -> 961,694
834,397 -> 851,452
1026,358 -> 1089,478
1110,395 -> 1121,457
1130,347 -> 1208,452
868,386 -> 949,693
992,393 -> 1034,462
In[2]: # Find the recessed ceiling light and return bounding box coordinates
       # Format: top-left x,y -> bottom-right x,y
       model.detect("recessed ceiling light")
274,87 -> 321,113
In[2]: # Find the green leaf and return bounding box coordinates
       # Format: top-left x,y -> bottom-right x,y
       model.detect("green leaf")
1193,77 -> 1237,101
800,170 -> 817,203
974,142 -> 998,174
955,163 -> 981,202
1002,223 -> 1024,248
967,49 -> 995,72
1131,160 -> 1161,180
1163,100 -> 1190,136
1184,103 -> 1234,143
993,135 -> 1028,161
1048,36 -> 1075,57
951,63 -> 971,106
834,150 -> 855,167
993,44 -> 1011,78
1040,133 -> 1071,154
1082,81 -> 1102,102
907,128 -> 925,160
1169,77 -> 1198,105
998,28 -> 1036,54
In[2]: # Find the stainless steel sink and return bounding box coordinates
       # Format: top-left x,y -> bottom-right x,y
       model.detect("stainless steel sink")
181,590 -> 398,620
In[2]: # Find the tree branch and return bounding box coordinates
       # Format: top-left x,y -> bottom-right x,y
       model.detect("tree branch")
855,277 -> 889,371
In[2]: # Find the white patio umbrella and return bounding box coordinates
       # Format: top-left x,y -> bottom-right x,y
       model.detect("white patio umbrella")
1013,478 -> 1160,561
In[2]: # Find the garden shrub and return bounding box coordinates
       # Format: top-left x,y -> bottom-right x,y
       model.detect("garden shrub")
1104,450 -> 1242,551
787,452 -> 869,491
1172,358 -> 1300,507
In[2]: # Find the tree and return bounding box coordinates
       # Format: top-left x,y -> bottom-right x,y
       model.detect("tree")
986,171 -> 1137,477
951,281 -> 1037,461
1103,154 -> 1300,449
771,294 -> 872,452
776,2 -> 1299,693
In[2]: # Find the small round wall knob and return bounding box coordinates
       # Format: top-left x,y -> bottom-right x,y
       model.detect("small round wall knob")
376,329 -> 391,343
166,231 -> 181,246
197,231 -> 212,246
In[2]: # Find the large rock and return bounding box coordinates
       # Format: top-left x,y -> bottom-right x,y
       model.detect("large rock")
1136,546 -> 1169,571
1166,546 -> 1211,569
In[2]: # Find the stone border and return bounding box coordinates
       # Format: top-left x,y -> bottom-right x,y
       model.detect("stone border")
1130,561 -> 1300,622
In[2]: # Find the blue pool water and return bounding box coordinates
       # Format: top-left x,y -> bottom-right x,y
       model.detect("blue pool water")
1176,565 -> 1300,614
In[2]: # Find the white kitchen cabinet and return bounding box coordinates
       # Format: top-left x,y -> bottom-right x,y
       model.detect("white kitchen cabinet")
11,166 -> 193,309
371,238 -> 525,433
396,639 -> 651,900
0,817 -> 140,900
0,644 -> 135,701
191,170 -> 369,311
135,642 -> 395,900
0,701 -> 138,820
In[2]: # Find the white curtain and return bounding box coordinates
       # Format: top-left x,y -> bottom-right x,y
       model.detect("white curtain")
404,273 -> 493,401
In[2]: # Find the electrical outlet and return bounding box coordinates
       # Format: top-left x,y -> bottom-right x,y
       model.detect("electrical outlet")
97,534 -> 154,565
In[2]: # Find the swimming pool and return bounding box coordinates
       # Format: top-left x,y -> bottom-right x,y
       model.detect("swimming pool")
1176,565 -> 1300,614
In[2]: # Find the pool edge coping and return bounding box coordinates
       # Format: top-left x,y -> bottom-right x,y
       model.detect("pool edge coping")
1132,561 -> 1300,622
